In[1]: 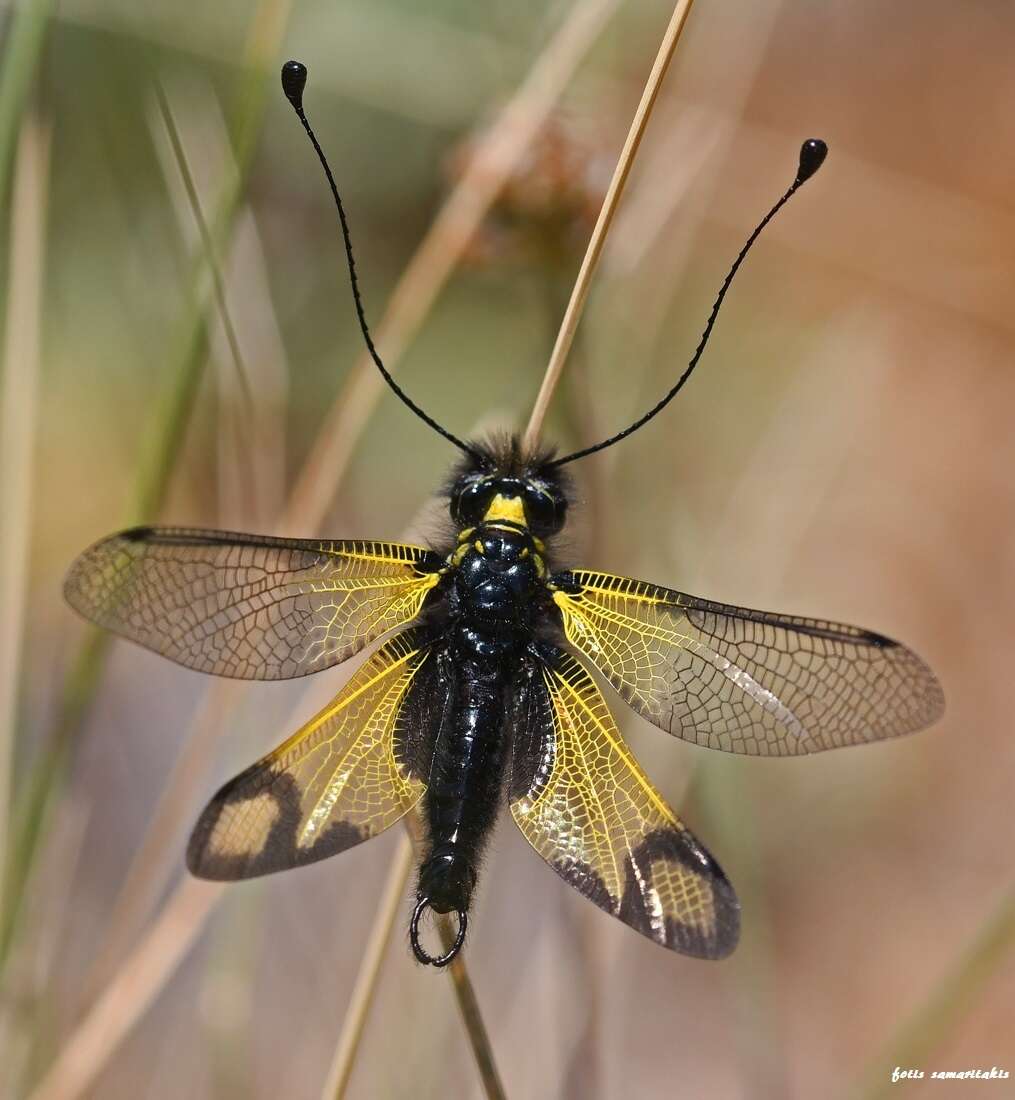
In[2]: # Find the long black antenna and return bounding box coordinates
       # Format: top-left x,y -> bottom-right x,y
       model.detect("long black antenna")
549,139 -> 828,468
281,61 -> 479,459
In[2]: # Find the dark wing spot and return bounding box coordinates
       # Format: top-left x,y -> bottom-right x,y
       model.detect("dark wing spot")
619,828 -> 740,960
551,858 -> 615,914
187,769 -> 368,881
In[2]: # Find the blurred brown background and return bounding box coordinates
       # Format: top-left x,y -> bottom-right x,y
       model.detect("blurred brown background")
1,0 -> 1013,1097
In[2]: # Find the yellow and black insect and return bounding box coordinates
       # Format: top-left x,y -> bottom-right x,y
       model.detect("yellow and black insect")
65,62 -> 944,967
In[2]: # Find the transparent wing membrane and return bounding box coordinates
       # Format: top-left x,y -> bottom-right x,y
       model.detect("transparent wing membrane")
65,527 -> 443,680
188,629 -> 445,880
509,646 -> 739,959
551,570 -> 944,756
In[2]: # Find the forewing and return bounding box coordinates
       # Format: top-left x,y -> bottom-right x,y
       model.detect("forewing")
65,527 -> 444,680
187,628 -> 448,879
509,646 -> 739,960
551,570 -> 944,757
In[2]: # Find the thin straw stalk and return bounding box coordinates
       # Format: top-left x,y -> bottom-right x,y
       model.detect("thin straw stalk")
319,834 -> 415,1100
523,0 -> 697,448
283,0 -> 623,528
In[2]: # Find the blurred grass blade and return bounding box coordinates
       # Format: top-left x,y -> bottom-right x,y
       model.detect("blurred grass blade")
82,92 -> 290,988
27,879 -> 224,1100
0,0 -> 295,972
320,833 -> 415,1100
154,81 -> 256,429
0,0 -> 54,220
0,110 -> 49,948
853,883 -> 1015,1100
78,679 -> 244,1003
441,927 -> 507,1100
8,795 -> 90,1095
151,81 -> 259,521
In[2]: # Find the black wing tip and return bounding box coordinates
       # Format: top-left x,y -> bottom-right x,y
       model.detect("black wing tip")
62,560 -> 85,610
667,830 -> 741,960
704,871 -> 741,960
185,795 -> 231,880
186,766 -> 374,882
120,525 -> 156,543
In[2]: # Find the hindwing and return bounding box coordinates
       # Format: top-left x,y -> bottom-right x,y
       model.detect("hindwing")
187,628 -> 449,880
509,645 -> 739,959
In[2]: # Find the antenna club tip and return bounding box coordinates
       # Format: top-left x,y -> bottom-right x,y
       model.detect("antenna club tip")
795,138 -> 828,184
281,60 -> 308,109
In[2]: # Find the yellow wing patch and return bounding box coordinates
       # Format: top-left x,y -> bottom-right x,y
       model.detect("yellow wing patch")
297,544 -> 440,673
188,630 -> 437,880
552,570 -> 944,756
510,649 -> 738,959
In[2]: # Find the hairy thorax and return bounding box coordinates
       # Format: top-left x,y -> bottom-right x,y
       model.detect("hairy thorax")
448,519 -> 547,654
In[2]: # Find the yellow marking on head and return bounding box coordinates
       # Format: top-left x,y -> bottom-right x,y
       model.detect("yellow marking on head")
519,547 -> 529,559
457,527 -> 475,543
483,493 -> 527,527
533,553 -> 546,578
474,539 -> 484,554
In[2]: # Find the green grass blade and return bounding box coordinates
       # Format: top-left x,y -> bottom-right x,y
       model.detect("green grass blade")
0,4 -> 293,973
0,0 -> 55,222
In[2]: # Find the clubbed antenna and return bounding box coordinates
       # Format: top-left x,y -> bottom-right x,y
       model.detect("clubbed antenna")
549,139 -> 829,468
281,60 -> 479,459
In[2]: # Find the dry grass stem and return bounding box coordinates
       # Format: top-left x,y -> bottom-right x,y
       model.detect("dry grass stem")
523,0 -> 697,448
79,679 -> 245,1003
284,0 -> 622,529
155,82 -> 255,417
441,932 -> 508,1100
6,796 -> 90,1094
27,878 -> 224,1100
81,83 -> 289,999
0,114 -> 49,928
319,833 -> 415,1100
85,76 -> 297,992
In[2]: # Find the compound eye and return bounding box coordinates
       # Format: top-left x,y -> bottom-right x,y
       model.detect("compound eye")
523,487 -> 565,536
452,479 -> 494,525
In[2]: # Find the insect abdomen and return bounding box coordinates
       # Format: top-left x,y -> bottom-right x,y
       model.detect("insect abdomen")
418,651 -> 508,915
